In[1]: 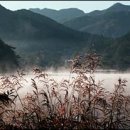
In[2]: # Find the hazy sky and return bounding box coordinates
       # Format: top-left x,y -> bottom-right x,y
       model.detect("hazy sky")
0,1 -> 130,13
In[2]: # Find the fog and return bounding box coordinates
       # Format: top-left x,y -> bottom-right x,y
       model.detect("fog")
1,69 -> 130,111
49,72 -> 130,92
10,70 -> 130,98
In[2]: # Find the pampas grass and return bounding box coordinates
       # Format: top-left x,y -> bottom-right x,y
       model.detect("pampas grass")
0,53 -> 130,130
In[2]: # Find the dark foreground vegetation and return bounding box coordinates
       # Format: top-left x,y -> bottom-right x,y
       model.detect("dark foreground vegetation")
0,53 -> 130,130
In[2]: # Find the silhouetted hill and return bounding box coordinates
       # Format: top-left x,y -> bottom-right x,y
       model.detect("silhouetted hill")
0,38 -> 19,72
29,8 -> 85,23
64,3 -> 130,38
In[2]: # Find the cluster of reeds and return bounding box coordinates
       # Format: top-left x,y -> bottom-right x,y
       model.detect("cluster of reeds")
0,53 -> 130,130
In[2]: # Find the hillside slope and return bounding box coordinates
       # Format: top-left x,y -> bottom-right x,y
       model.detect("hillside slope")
0,38 -> 19,72
0,5 -> 110,67
0,4 -> 129,70
64,3 -> 130,38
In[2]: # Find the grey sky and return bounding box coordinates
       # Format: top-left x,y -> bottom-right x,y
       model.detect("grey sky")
0,1 -> 130,13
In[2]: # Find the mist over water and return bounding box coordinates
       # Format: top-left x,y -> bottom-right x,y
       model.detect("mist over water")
1,68 -> 130,98
13,70 -> 130,97
49,72 -> 130,92
1,69 -> 130,128
94,73 -> 130,93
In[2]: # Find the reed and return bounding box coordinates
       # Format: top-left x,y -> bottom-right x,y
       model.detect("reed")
0,53 -> 130,130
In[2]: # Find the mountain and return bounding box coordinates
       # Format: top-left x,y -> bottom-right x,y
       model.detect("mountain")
0,5 -> 84,40
0,38 -> 19,73
64,3 -> 130,38
0,5 -> 112,68
103,32 -> 130,70
106,3 -> 130,12
29,8 -> 85,23
87,3 -> 130,16
0,4 -> 129,70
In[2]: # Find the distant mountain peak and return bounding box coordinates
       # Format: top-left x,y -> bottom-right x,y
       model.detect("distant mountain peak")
111,2 -> 125,8
30,7 -> 85,23
59,8 -> 84,12
107,2 -> 130,12
113,2 -> 123,6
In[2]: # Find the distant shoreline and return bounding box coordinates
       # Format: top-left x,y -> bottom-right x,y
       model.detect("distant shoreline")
95,69 -> 130,73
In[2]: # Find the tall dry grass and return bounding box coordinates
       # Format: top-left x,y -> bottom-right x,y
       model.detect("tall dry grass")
0,53 -> 130,130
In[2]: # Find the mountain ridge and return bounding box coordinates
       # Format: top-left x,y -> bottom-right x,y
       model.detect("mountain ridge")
0,4 -> 129,70
0,4 -> 110,68
63,3 -> 130,38
29,8 -> 85,23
